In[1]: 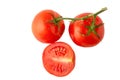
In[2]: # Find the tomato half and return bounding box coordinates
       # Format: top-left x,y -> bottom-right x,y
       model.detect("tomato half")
32,10 -> 65,43
69,13 -> 104,47
42,42 -> 75,77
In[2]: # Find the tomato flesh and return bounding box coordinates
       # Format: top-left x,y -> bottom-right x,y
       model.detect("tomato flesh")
42,42 -> 75,77
32,10 -> 65,43
69,13 -> 104,47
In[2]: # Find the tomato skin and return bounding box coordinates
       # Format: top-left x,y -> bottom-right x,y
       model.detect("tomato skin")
69,13 -> 104,47
32,10 -> 65,43
42,42 -> 75,77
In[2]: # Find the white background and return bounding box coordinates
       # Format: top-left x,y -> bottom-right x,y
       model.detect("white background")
0,0 -> 120,80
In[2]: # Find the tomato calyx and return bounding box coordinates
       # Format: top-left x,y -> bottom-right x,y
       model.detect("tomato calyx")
85,16 -> 104,39
49,13 -> 62,31
84,7 -> 107,39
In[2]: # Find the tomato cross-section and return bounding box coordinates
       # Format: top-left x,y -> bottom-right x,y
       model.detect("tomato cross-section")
42,42 -> 75,77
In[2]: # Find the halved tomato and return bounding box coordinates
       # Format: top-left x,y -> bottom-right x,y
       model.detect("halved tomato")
42,42 -> 75,77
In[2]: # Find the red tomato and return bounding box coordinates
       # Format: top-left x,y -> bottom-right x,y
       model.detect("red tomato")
42,42 -> 75,77
32,10 -> 65,43
69,13 -> 104,47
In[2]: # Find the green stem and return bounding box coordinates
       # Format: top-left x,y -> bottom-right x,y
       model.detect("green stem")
55,7 -> 107,21
50,7 -> 107,39
94,7 -> 107,17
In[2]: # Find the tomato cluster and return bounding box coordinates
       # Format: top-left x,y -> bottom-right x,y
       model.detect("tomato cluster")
32,7 -> 107,77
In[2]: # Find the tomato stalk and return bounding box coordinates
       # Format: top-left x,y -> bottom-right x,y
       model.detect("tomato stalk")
50,7 -> 107,39
53,7 -> 107,22
50,7 -> 107,26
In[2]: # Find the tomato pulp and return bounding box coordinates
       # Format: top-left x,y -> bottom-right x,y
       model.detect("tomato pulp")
42,42 -> 75,77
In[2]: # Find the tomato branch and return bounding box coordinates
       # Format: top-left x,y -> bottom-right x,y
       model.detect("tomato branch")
54,7 -> 107,22
50,7 -> 107,39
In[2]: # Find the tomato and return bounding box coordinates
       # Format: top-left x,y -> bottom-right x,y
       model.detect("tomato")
32,10 -> 65,43
69,13 -> 104,47
42,42 -> 75,77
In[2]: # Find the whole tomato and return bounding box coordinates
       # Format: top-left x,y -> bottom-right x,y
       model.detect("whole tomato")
42,42 -> 75,77
32,10 -> 65,43
69,13 -> 104,47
